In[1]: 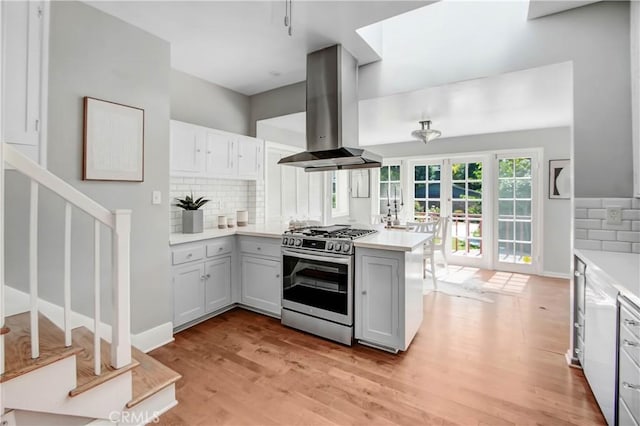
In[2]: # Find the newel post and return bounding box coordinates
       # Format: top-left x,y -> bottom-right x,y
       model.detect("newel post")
111,209 -> 132,368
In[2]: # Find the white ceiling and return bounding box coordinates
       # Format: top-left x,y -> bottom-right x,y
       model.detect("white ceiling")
527,0 -> 601,20
259,62 -> 573,146
86,0 -> 432,96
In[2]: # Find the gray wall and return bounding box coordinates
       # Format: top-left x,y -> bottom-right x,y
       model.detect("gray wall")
249,1 -> 632,198
249,82 -> 305,137
5,1 -> 172,334
350,127 -> 572,276
171,69 -> 250,135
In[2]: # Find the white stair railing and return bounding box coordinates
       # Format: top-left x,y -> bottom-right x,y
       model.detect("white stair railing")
2,143 -> 132,373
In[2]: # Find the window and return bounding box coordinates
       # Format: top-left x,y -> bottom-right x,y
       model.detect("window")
331,170 -> 349,218
378,165 -> 401,215
413,163 -> 442,221
450,161 -> 483,257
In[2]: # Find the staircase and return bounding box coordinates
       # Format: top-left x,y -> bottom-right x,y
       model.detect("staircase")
0,143 -> 180,424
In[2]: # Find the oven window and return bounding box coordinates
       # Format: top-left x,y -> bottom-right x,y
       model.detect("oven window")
283,255 -> 349,315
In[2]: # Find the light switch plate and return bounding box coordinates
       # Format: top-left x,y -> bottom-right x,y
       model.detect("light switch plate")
152,191 -> 162,205
606,206 -> 622,225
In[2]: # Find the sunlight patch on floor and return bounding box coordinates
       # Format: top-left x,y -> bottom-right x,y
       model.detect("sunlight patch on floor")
483,271 -> 530,294
434,265 -> 530,295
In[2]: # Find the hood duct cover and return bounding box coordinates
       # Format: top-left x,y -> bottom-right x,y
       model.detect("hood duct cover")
278,45 -> 382,171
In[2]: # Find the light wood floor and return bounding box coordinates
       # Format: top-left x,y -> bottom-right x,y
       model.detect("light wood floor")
152,270 -> 605,425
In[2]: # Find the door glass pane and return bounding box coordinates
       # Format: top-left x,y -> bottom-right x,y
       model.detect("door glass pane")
380,166 -> 389,181
390,165 -> 401,180
450,160 -> 483,258
413,162 -> 441,221
499,200 -> 514,218
497,156 -> 534,266
452,163 -> 466,180
380,183 -> 389,198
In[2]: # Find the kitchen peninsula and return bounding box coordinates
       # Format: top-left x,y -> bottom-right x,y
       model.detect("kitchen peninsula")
169,225 -> 430,353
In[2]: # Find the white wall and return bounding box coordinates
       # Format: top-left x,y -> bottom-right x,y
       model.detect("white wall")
349,127 -> 572,276
249,1 -> 631,198
5,1 -> 172,334
358,1 -> 630,197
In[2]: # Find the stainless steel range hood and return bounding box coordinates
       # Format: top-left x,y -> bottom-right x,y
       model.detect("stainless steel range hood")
278,45 -> 382,172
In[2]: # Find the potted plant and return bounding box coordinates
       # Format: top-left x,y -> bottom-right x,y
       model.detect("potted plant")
175,193 -> 209,234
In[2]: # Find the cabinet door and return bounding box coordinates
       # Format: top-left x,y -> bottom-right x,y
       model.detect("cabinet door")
206,131 -> 236,177
204,257 -> 232,313
170,121 -> 205,175
358,255 -> 400,348
241,255 -> 281,315
2,1 -> 45,162
237,136 -> 263,179
173,263 -> 205,327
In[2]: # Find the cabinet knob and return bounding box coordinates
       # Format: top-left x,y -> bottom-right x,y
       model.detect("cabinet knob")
361,290 -> 367,295
575,348 -> 582,354
187,253 -> 193,258
257,247 -> 261,250
207,151 -> 212,154
218,247 -> 223,251
206,273 -> 211,279
200,275 -> 206,281
276,274 -> 280,278
574,271 -> 584,277
625,319 -> 640,327
623,339 -> 639,347
196,149 -> 201,153
574,322 -> 582,329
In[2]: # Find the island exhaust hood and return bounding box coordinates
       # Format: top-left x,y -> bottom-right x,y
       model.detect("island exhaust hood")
277,45 -> 382,172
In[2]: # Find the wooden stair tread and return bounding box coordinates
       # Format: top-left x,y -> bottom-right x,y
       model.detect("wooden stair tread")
1,312 -> 83,383
68,327 -> 139,397
127,346 -> 181,408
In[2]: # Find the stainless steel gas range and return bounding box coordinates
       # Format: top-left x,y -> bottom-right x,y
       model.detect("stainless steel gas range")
280,225 -> 376,345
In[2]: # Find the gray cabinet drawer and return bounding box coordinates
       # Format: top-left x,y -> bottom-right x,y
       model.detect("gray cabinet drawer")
622,322 -> 640,366
620,349 -> 640,424
206,238 -> 233,258
239,239 -> 280,258
172,246 -> 205,265
620,398 -> 640,426
622,305 -> 640,340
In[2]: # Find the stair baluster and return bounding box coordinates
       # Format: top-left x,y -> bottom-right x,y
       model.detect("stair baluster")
94,220 -> 101,376
63,202 -> 71,347
29,180 -> 39,359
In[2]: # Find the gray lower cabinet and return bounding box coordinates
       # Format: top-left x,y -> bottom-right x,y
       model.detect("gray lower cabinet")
356,254 -> 400,349
204,257 -> 233,314
173,263 -> 206,327
619,297 -> 640,425
241,255 -> 281,316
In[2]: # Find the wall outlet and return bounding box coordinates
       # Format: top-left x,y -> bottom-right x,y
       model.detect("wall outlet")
606,206 -> 622,225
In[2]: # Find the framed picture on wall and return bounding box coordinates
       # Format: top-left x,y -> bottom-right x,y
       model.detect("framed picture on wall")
83,97 -> 144,181
549,159 -> 570,199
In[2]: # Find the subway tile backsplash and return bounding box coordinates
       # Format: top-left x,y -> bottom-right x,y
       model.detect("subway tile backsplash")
575,198 -> 640,253
170,176 -> 263,233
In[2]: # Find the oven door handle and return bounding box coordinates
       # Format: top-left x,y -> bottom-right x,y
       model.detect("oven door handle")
282,249 -> 352,265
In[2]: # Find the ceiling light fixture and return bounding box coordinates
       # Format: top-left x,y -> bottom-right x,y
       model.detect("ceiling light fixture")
284,0 -> 293,36
411,120 -> 441,143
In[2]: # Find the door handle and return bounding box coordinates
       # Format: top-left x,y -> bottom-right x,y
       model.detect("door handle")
623,339 -> 639,347
625,319 -> 640,327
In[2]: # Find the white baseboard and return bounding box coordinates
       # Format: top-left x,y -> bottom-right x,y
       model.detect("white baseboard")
131,322 -> 174,353
541,271 -> 571,280
5,285 -> 173,353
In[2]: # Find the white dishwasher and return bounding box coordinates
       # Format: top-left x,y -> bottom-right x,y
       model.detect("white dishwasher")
583,268 -> 618,425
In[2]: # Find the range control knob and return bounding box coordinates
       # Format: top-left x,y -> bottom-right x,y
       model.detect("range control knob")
327,242 -> 334,250
295,239 -> 302,247
335,243 -> 342,251
282,237 -> 289,245
343,243 -> 351,252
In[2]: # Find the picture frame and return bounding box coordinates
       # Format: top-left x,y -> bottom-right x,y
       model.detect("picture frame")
83,97 -> 144,182
350,169 -> 370,198
549,159 -> 570,199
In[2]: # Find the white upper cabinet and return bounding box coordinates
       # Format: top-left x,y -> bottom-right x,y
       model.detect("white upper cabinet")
170,120 -> 263,181
205,130 -> 236,177
170,120 -> 205,175
237,135 -> 263,180
2,1 -> 49,164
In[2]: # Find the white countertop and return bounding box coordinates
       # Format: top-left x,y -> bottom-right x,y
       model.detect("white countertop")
170,223 -> 286,245
575,249 -> 640,306
354,229 -> 433,252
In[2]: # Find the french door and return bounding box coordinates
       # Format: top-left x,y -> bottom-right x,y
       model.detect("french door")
494,153 -> 539,274
411,157 -> 489,268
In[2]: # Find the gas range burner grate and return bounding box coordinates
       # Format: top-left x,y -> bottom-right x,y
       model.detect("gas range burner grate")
284,225 -> 376,240
333,229 -> 377,240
